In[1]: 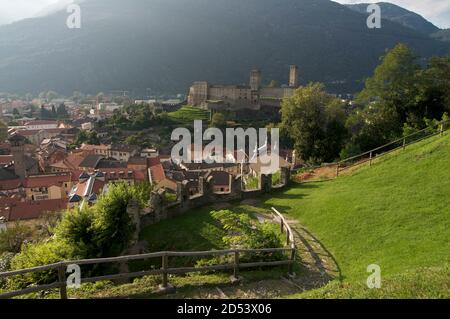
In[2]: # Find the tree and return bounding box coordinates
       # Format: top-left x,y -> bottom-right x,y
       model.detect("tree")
0,222 -> 33,254
343,102 -> 401,156
210,112 -> 226,129
37,211 -> 63,238
56,103 -> 69,119
51,104 -> 57,118
346,46 -> 449,154
357,43 -> 420,128
281,83 -> 346,163
74,131 -> 100,146
55,182 -> 150,259
91,183 -> 136,257
40,105 -> 52,120
414,55 -> 450,126
12,108 -> 20,119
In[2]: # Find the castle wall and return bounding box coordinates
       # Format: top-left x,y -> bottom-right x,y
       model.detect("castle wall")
140,167 -> 291,227
187,66 -> 299,110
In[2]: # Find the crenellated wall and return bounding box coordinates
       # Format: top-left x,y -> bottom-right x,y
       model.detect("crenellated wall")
139,167 -> 291,228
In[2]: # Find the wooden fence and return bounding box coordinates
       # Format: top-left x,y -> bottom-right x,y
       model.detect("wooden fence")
296,119 -> 450,182
0,208 -> 295,299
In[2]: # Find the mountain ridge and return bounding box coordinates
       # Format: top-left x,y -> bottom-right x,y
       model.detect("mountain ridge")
345,2 -> 440,35
0,0 -> 447,96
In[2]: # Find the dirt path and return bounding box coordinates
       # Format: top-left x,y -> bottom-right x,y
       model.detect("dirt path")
289,222 -> 341,292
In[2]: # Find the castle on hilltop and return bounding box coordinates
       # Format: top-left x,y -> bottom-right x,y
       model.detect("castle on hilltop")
187,65 -> 300,111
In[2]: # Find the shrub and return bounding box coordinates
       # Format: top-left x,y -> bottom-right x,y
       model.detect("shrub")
8,241 -> 75,289
6,182 -> 150,289
272,171 -> 281,186
0,252 -> 14,288
244,175 -> 259,190
54,207 -> 96,258
0,222 -> 33,254
210,210 -> 284,263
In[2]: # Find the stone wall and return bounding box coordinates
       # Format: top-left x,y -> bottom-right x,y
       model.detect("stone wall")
139,167 -> 291,228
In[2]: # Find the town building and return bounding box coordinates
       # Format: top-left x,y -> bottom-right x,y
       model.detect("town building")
24,120 -> 59,131
80,144 -> 140,162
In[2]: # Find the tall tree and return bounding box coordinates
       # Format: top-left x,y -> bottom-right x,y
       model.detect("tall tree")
281,83 -> 346,163
358,43 -> 420,126
56,103 -> 69,119
414,55 -> 450,125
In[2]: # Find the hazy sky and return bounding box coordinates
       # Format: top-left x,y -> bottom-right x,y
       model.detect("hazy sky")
333,0 -> 450,28
0,0 -> 449,28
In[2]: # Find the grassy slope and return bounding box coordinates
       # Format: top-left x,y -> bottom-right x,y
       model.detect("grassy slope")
167,106 -> 210,124
293,266 -> 450,299
265,134 -> 450,288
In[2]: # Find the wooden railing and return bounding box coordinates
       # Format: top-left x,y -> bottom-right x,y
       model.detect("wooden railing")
0,208 -> 296,299
337,119 -> 449,174
296,119 -> 450,181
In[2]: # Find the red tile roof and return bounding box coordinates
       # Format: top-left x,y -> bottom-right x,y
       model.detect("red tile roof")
149,164 -> 165,183
0,155 -> 13,165
24,173 -> 71,188
24,120 -> 58,126
147,157 -> 161,167
0,199 -> 68,221
0,178 -> 21,191
51,153 -> 86,170
17,128 -> 65,136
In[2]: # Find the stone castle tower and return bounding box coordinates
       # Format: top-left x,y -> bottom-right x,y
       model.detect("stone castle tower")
9,134 -> 27,182
289,65 -> 299,87
250,69 -> 262,91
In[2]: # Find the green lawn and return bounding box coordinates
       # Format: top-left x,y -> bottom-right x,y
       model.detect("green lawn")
137,204 -> 279,268
263,133 -> 450,288
291,266 -> 450,299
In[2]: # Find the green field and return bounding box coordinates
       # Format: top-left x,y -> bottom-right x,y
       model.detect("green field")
262,133 -> 450,296
167,106 -> 210,124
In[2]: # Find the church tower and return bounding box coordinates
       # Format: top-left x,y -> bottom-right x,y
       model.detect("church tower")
250,69 -> 262,91
9,134 -> 27,182
289,65 -> 299,88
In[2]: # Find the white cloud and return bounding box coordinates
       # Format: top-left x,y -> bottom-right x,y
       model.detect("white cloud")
333,0 -> 450,28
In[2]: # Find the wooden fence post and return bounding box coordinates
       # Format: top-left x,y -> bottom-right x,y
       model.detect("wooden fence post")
57,263 -> 67,300
280,218 -> 284,234
162,253 -> 168,288
403,138 -> 406,150
440,124 -> 444,137
369,152 -> 373,167
336,164 -> 339,177
233,251 -> 240,280
288,248 -> 296,277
